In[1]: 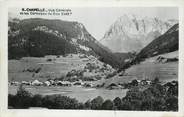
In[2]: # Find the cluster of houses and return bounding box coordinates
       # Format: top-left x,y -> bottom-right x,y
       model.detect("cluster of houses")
106,79 -> 154,90
9,79 -> 95,88
9,78 -> 155,90
136,79 -> 152,85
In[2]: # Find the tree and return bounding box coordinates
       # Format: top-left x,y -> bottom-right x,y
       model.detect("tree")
141,100 -> 152,110
165,96 -> 178,111
42,95 -> 80,109
84,100 -> 91,109
122,88 -> 143,110
113,97 -> 122,110
166,81 -> 178,96
131,79 -> 138,86
77,103 -> 85,109
91,96 -> 104,110
121,99 -> 132,110
152,77 -> 160,85
152,98 -> 165,111
101,100 -> 114,110
31,94 -> 43,107
8,94 -> 16,108
15,84 -> 32,108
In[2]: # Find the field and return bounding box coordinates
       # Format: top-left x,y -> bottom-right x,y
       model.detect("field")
9,54 -> 92,82
127,51 -> 178,82
9,85 -> 128,102
100,51 -> 178,86
8,51 -> 178,102
8,54 -> 125,102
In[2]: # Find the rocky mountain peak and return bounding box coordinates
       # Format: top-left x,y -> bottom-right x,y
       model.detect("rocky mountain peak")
100,14 -> 178,53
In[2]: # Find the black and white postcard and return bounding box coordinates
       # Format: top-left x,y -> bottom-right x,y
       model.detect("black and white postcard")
0,0 -> 184,117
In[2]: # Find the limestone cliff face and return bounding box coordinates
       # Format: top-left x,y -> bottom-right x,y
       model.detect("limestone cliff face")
100,14 -> 178,53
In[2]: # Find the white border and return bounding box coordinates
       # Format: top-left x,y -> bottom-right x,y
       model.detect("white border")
0,0 -> 184,117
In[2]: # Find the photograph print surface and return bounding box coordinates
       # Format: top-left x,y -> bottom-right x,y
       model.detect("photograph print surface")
8,7 -> 179,111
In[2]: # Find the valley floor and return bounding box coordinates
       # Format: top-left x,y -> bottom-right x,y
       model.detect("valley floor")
8,51 -> 178,103
8,85 -> 128,103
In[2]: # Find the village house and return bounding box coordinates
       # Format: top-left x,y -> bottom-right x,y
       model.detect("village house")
21,81 -> 31,85
31,80 -> 43,86
44,81 -> 51,86
56,81 -> 72,86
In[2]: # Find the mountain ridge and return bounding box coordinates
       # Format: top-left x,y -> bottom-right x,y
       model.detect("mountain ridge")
136,23 -> 179,60
100,14 -> 178,53
119,23 -> 179,71
8,18 -> 132,68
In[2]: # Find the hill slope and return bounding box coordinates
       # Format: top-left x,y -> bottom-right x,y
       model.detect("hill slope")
8,18 -> 130,68
136,23 -> 179,61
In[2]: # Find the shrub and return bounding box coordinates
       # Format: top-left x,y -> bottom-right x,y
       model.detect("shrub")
24,67 -> 41,73
35,67 -> 41,73
46,58 -> 52,62
106,71 -> 117,79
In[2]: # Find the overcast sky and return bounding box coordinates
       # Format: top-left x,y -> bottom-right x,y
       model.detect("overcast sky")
9,7 -> 178,40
